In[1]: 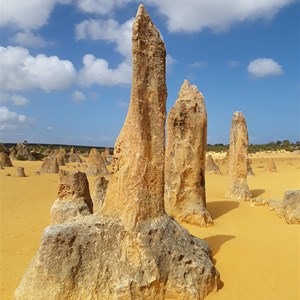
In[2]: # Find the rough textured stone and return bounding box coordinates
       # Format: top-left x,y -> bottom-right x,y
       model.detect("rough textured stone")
9,147 -> 17,160
264,158 -> 278,173
267,190 -> 300,224
0,143 -> 9,154
0,152 -> 13,167
247,159 -> 254,176
206,155 -> 222,175
225,112 -> 252,200
15,5 -> 220,300
92,176 -> 109,212
51,170 -> 93,225
16,143 -> 36,161
69,149 -> 82,163
40,157 -> 59,174
16,167 -> 26,177
165,80 -> 213,226
101,5 -> 168,229
86,148 -> 109,176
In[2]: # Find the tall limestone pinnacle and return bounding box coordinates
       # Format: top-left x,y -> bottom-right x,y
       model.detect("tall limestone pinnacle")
165,80 -> 213,226
225,111 -> 252,200
15,5 -> 221,300
102,4 -> 167,230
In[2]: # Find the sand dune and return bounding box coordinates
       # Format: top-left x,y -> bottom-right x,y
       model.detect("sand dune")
0,153 -> 299,299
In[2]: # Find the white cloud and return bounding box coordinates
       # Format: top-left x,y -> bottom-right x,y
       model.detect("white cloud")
0,106 -> 33,131
0,0 -> 72,30
10,30 -> 48,48
47,126 -> 53,130
0,92 -> 29,106
76,18 -> 134,61
76,17 -> 133,86
0,46 -> 76,92
228,60 -> 240,68
72,90 -> 86,103
76,0 -> 127,14
146,0 -> 295,32
247,58 -> 283,78
78,54 -> 131,86
187,61 -> 208,69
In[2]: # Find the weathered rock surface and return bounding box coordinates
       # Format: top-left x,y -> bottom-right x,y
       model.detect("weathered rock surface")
40,157 -> 59,174
101,4 -> 168,228
69,148 -> 82,163
86,148 -> 109,176
165,80 -> 213,226
247,159 -> 254,176
206,155 -> 222,175
92,176 -> 109,212
0,143 -> 9,154
51,170 -> 93,225
264,158 -> 278,173
268,190 -> 300,224
16,143 -> 36,161
0,152 -> 13,167
225,112 -> 252,200
16,167 -> 26,177
15,5 -> 220,300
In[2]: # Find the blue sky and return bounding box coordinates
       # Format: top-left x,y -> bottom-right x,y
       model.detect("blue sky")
0,0 -> 299,146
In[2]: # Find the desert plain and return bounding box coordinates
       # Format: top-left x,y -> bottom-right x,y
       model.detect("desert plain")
0,151 -> 299,300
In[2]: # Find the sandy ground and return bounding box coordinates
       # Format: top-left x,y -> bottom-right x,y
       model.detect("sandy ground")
0,153 -> 299,299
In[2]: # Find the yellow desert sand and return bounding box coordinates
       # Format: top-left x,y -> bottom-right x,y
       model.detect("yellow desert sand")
0,152 -> 299,299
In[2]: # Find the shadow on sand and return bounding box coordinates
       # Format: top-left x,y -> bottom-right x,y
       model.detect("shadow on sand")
250,189 -> 266,197
203,234 -> 236,256
207,201 -> 240,220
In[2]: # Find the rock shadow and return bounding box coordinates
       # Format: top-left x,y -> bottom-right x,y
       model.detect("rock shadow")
203,234 -> 236,256
250,189 -> 265,197
207,201 -> 240,220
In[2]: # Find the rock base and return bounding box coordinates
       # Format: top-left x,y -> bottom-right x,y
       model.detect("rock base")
15,214 -> 220,300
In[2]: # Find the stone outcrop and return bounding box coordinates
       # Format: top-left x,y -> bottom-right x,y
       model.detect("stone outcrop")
9,147 -> 17,160
268,190 -> 300,224
206,154 -> 222,175
15,5 -> 220,300
16,143 -> 36,161
16,167 -> 26,177
69,148 -> 82,163
264,158 -> 277,173
0,152 -> 13,167
165,80 -> 213,226
86,148 -> 109,176
251,191 -> 300,224
225,112 -> 252,200
51,170 -> 93,225
40,157 -> 59,174
0,143 -> 9,154
247,159 -> 254,176
92,176 -> 109,212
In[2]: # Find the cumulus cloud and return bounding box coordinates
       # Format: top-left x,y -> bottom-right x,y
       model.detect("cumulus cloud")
0,92 -> 29,106
72,90 -> 86,103
0,46 -> 76,92
78,54 -> 131,86
76,18 -> 134,61
0,0 -> 72,30
10,30 -> 48,48
76,17 -> 133,86
0,106 -> 33,131
247,58 -> 283,78
76,0 -> 127,14
145,0 -> 295,32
